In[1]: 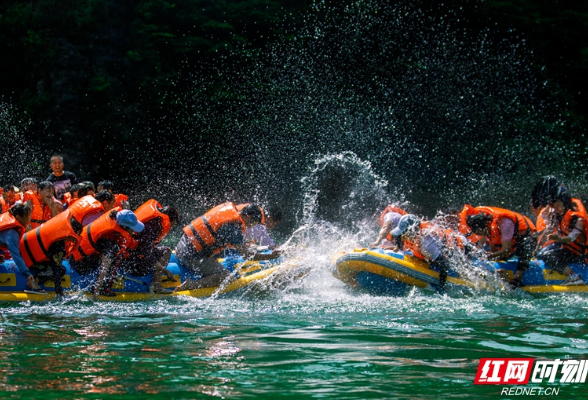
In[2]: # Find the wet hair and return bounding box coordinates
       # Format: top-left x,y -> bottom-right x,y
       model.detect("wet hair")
2,186 -> 15,193
160,206 -> 180,225
20,177 -> 38,187
531,176 -> 565,209
37,181 -> 54,191
264,205 -> 282,222
95,190 -> 114,202
97,180 -> 114,191
466,214 -> 493,232
77,184 -> 91,197
9,203 -> 31,218
69,184 -> 82,194
82,181 -> 95,192
555,191 -> 574,211
240,204 -> 263,224
50,154 -> 63,163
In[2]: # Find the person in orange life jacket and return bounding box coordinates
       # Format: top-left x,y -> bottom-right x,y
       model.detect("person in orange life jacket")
20,210 -> 83,296
0,186 -> 17,213
24,181 -> 62,229
67,209 -> 143,298
0,204 -> 43,291
465,208 -> 537,288
537,192 -> 587,285
392,214 -> 463,292
370,205 -> 407,249
530,176 -> 562,218
118,201 -> 179,294
95,190 -> 116,212
97,180 -> 130,210
174,203 -> 264,291
46,154 -> 78,201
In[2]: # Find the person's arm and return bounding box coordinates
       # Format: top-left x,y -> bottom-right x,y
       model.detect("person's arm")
46,196 -> 61,217
549,218 -> 584,244
2,230 -> 32,277
370,221 -> 393,248
93,255 -> 113,299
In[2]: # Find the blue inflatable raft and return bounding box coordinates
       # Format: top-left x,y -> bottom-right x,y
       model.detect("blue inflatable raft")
332,248 -> 588,296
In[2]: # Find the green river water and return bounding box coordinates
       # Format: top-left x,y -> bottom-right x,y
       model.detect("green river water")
0,269 -> 587,399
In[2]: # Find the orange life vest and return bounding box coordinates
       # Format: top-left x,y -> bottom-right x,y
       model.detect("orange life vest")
459,204 -> 484,243
543,201 -> 588,255
19,210 -> 82,266
68,195 -> 105,226
71,211 -> 139,261
134,199 -> 172,244
114,194 -> 129,209
183,202 -> 246,255
0,197 -> 13,213
0,212 -> 26,253
470,207 -> 535,254
25,191 -> 53,228
236,203 -> 266,225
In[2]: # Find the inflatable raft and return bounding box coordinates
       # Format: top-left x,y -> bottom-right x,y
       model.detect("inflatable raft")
0,251 -> 307,301
332,248 -> 588,296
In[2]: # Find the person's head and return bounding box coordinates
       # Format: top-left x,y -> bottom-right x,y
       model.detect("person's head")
37,181 -> 54,205
20,177 -> 38,192
69,184 -> 82,199
97,180 -> 114,193
95,190 -> 115,211
115,209 -> 144,234
77,184 -> 91,198
2,186 -> 15,205
82,181 -> 95,196
50,154 -> 64,175
160,206 -> 180,227
466,213 -> 493,236
10,203 -> 31,227
552,192 -> 574,217
530,175 -> 565,216
239,204 -> 263,228
391,214 -> 420,239
263,205 -> 282,229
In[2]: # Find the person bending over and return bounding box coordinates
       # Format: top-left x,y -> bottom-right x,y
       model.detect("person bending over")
174,203 -> 263,291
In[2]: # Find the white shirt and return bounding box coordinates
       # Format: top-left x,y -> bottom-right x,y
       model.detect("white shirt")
244,225 -> 275,247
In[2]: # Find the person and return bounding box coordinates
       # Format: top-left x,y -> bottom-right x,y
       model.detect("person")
463,205 -> 537,288
370,205 -> 407,248
0,186 -> 17,213
392,214 -> 466,292
97,180 -> 130,209
68,209 -> 141,298
19,210 -> 82,296
238,204 -> 282,250
174,203 -> 264,291
95,190 -> 116,212
0,204 -> 43,292
24,181 -> 62,229
537,192 -> 587,285
46,154 -> 78,201
119,200 -> 179,294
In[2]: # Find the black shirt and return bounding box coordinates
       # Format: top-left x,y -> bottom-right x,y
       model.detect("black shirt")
47,171 -> 78,200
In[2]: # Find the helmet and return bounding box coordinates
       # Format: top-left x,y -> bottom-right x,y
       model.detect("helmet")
391,214 -> 420,236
